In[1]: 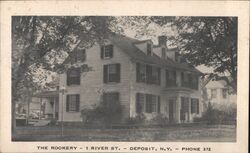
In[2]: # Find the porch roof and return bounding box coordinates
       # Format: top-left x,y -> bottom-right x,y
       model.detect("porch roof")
33,91 -> 59,98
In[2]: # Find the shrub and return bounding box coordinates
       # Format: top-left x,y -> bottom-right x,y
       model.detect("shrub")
195,102 -> 237,124
81,100 -> 123,127
149,114 -> 169,125
125,113 -> 146,125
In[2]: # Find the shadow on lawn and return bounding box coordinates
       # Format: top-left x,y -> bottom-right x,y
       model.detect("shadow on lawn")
12,124 -> 236,142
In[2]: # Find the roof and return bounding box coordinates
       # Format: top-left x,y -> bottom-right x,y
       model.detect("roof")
108,33 -> 202,74
33,91 -> 59,98
64,33 -> 202,74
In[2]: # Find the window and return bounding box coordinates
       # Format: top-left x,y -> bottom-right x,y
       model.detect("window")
103,92 -> 119,107
192,75 -> 199,90
71,49 -> 86,64
136,63 -> 160,85
162,48 -> 166,58
222,89 -> 228,99
67,68 -> 81,85
147,43 -> 152,55
66,94 -> 80,112
103,64 -> 120,83
136,93 -> 160,113
101,45 -> 113,59
191,98 -> 199,114
182,72 -> 189,87
166,69 -> 176,87
211,89 -> 217,98
136,63 -> 146,82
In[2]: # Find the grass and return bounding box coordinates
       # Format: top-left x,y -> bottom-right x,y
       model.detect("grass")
13,124 -> 236,142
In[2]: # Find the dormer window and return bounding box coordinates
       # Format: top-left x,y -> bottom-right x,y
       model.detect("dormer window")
147,43 -> 152,55
101,45 -> 113,59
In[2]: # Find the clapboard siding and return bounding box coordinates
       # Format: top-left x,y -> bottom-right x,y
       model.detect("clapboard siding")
58,41 -> 132,122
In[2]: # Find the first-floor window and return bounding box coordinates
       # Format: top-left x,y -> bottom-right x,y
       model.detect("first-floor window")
66,94 -> 80,112
191,98 -> 199,114
136,93 -> 160,113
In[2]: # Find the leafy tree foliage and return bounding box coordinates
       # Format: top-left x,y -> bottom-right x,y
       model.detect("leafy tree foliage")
12,16 -> 120,131
169,17 -> 237,92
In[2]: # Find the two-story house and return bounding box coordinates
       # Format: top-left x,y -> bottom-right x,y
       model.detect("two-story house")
55,33 -> 203,124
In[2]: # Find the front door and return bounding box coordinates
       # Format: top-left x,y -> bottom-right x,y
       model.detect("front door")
169,99 -> 175,123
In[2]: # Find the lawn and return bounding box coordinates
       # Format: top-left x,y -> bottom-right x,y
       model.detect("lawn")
13,124 -> 236,142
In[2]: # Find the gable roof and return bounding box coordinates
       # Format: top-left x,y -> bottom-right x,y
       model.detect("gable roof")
108,33 -> 202,74
64,33 -> 202,74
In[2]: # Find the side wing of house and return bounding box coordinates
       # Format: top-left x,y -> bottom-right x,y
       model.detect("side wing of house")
58,40 -> 133,122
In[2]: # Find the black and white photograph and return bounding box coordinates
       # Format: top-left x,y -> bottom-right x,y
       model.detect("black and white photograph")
11,16 -> 238,142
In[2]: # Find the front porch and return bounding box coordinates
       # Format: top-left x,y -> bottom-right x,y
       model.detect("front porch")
33,91 -> 59,120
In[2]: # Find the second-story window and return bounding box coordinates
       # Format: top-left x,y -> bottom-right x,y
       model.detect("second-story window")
103,63 -> 120,83
67,68 -> 81,85
136,63 -> 146,82
101,45 -> 113,59
166,69 -> 176,87
71,49 -> 86,64
136,63 -> 160,85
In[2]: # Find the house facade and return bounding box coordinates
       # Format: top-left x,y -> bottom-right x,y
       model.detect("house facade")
205,79 -> 237,106
57,34 -> 203,124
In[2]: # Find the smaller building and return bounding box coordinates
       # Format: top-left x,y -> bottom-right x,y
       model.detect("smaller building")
205,78 -> 237,107
33,91 -> 59,120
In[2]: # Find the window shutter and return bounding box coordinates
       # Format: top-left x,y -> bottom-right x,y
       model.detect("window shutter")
181,72 -> 184,86
146,65 -> 152,84
100,46 -> 104,59
166,70 -> 169,87
76,68 -> 81,85
76,94 -> 80,112
103,65 -> 108,83
157,96 -> 161,113
173,71 -> 176,86
136,63 -> 140,82
197,100 -> 199,114
116,64 -> 120,82
66,95 -> 69,112
157,68 -> 161,85
66,70 -> 70,85
136,93 -> 140,113
110,45 -> 113,58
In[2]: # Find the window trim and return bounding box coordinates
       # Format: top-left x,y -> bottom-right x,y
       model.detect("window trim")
101,44 -> 114,59
103,63 -> 120,83
67,68 -> 81,86
66,94 -> 80,112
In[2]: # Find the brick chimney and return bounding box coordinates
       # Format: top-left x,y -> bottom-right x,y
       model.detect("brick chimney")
158,36 -> 167,46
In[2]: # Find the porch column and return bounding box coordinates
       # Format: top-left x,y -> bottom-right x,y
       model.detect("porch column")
53,97 -> 56,119
187,98 -> 191,122
176,96 -> 181,123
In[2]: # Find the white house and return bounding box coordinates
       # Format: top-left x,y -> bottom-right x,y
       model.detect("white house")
38,33 -> 204,124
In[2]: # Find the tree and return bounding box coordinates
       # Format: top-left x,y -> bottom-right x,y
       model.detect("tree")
121,17 -> 237,92
12,16 -> 120,134
169,17 -> 237,92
